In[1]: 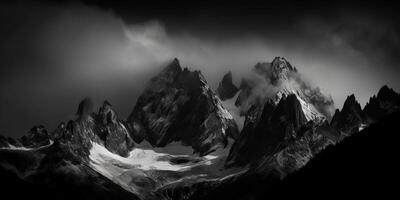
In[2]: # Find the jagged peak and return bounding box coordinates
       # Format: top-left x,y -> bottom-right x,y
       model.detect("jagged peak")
76,97 -> 94,118
103,100 -> 112,107
377,85 -> 398,98
253,57 -> 297,84
271,57 -> 296,71
217,71 -> 238,100
222,71 -> 234,83
343,94 -> 359,105
99,100 -> 114,112
334,108 -> 340,115
341,94 -> 362,113
161,57 -> 182,74
270,57 -> 296,83
98,100 -> 118,124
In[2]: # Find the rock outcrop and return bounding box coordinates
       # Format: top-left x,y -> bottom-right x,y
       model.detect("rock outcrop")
330,94 -> 364,136
216,71 -> 239,100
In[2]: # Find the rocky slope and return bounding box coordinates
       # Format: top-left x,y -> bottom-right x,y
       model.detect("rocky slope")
0,99 -> 140,200
50,98 -> 135,157
0,125 -> 51,149
0,140 -> 140,200
216,71 -> 239,101
126,58 -> 238,156
226,94 -> 338,176
221,57 -> 338,173
330,85 -> 400,138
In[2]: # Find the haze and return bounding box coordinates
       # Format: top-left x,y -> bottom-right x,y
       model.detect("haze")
1,1 -> 399,136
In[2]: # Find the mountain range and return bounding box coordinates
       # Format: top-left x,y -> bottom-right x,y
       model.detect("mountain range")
0,57 -> 399,200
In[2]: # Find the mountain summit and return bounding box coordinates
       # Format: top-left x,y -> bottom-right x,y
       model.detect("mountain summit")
363,85 -> 400,122
234,57 -> 332,122
127,58 -> 238,156
216,71 -> 239,101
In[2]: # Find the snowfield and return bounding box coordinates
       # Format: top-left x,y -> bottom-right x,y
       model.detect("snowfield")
88,140 -> 244,197
89,142 -> 218,172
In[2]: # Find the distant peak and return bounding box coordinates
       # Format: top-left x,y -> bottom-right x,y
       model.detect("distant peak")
342,94 -> 362,112
271,56 -> 295,72
76,97 -> 94,117
172,57 -> 179,64
162,58 -> 182,74
254,56 -> 297,84
381,85 -> 390,91
99,100 -> 118,124
377,85 -> 398,98
102,100 -> 112,107
217,71 -> 238,100
223,71 -> 233,82
344,94 -> 358,105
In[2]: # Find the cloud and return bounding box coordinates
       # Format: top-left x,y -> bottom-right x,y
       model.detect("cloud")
1,2 -> 399,136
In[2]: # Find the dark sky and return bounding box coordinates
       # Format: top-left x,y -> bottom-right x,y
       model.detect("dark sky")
1,0 -> 400,137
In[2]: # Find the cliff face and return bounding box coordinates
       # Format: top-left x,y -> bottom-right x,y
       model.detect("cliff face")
226,94 -> 336,176
127,58 -> 238,156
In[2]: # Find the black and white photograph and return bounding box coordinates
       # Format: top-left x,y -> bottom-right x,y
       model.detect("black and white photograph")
0,0 -> 399,199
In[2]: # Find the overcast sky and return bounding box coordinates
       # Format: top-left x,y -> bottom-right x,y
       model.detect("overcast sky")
1,0 -> 399,137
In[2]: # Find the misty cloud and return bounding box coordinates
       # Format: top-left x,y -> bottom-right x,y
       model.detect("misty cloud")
0,2 -> 399,136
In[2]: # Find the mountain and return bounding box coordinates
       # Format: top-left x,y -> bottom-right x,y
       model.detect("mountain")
126,58 -> 238,156
0,98 -> 135,158
216,71 -> 239,101
227,95 -> 306,166
363,85 -> 400,123
330,94 -> 364,136
234,57 -> 332,122
51,98 -> 135,157
0,99 -> 141,200
0,140 -> 140,200
226,94 -> 337,176
0,56 -> 399,200
223,57 -> 337,172
0,125 -> 51,149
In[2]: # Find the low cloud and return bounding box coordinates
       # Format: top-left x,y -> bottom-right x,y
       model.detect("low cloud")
0,2 -> 398,136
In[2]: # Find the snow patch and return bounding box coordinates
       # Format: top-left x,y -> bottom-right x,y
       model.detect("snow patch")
0,140 -> 53,151
221,91 -> 245,131
359,123 -> 368,132
89,142 -> 217,172
88,140 -> 245,197
1,144 -> 32,151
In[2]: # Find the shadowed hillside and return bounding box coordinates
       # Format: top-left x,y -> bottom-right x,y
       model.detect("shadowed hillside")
166,111 -> 400,200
